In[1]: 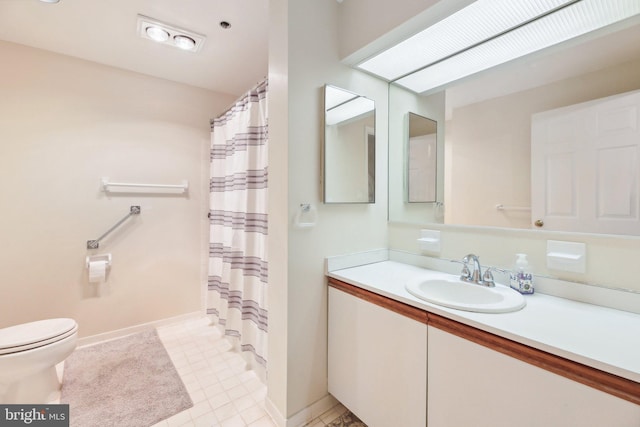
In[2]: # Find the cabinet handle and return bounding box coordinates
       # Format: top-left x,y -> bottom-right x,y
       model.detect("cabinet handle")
534,219 -> 544,227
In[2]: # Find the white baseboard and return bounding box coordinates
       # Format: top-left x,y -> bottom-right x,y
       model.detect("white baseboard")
76,311 -> 202,348
265,398 -> 286,427
266,394 -> 338,427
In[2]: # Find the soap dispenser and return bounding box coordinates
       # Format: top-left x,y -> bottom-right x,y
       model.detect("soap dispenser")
510,253 -> 534,294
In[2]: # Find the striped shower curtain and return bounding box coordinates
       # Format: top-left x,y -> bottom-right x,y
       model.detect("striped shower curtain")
207,80 -> 268,379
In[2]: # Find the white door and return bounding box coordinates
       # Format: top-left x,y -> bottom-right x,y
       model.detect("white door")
531,90 -> 640,235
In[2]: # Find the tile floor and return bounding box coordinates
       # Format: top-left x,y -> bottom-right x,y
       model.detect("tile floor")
303,407 -> 365,427
67,316 -> 356,427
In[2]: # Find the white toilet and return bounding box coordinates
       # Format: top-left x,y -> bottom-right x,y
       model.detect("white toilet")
0,318 -> 78,403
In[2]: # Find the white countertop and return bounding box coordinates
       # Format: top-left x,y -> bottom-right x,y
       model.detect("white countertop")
328,260 -> 640,383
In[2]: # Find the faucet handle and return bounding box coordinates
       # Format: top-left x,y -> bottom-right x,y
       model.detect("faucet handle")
482,267 -> 507,287
450,258 -> 471,280
482,268 -> 495,286
461,264 -> 471,280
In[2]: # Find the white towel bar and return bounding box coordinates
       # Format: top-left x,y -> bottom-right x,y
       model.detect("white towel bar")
101,177 -> 189,193
495,204 -> 531,212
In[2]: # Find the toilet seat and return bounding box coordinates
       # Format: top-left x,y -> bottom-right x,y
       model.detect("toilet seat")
0,318 -> 78,355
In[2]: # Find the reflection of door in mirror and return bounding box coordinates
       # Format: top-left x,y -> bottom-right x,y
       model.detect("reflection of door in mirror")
324,85 -> 376,204
445,45 -> 640,233
407,113 -> 437,203
531,89 -> 640,235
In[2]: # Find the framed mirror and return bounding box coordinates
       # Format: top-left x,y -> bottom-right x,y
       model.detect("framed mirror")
388,18 -> 640,236
323,85 -> 376,203
407,113 -> 437,203
389,84 -> 444,223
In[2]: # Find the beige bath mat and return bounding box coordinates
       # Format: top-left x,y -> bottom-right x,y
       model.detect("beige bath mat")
60,328 -> 192,427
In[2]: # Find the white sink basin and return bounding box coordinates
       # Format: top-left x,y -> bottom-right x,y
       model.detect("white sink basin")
406,275 -> 526,313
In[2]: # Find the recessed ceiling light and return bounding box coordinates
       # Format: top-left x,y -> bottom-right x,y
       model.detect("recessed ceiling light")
173,35 -> 196,51
219,21 -> 231,29
136,15 -> 206,53
146,26 -> 170,43
39,0 -> 60,3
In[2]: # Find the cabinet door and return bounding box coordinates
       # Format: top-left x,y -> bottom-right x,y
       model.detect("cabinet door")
428,326 -> 640,427
328,287 -> 427,427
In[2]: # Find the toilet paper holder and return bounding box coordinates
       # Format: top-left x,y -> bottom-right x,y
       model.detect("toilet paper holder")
86,254 -> 112,268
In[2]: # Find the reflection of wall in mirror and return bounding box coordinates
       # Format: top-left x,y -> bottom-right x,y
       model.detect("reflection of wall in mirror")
388,85 -> 445,224
446,57 -> 640,230
325,114 -> 374,202
408,134 -> 436,202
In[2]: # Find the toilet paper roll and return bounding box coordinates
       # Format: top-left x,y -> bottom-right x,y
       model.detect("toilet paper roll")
88,260 -> 107,283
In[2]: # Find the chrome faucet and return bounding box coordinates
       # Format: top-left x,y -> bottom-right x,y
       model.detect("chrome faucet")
460,254 -> 495,287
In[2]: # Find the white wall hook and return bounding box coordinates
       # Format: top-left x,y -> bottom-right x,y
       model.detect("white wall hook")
294,203 -> 317,228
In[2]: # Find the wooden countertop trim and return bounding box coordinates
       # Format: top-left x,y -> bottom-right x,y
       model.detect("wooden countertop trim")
328,277 -> 428,324
428,312 -> 640,406
327,277 -> 640,406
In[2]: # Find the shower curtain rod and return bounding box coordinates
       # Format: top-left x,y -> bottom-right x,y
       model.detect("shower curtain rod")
214,77 -> 268,121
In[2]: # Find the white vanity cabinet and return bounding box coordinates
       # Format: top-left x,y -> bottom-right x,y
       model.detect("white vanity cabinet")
328,283 -> 428,427
427,325 -> 640,427
328,276 -> 640,427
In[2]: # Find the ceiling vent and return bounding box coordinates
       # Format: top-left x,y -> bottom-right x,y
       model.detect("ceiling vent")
136,15 -> 206,53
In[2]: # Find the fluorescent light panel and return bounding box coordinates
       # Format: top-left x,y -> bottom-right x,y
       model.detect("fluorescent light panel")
357,0 -> 575,81
325,85 -> 359,110
357,0 -> 640,94
395,0 -> 640,93
326,97 -> 375,126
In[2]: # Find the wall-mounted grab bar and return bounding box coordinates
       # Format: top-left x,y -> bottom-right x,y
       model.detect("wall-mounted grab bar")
101,177 -> 189,193
87,206 -> 140,249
